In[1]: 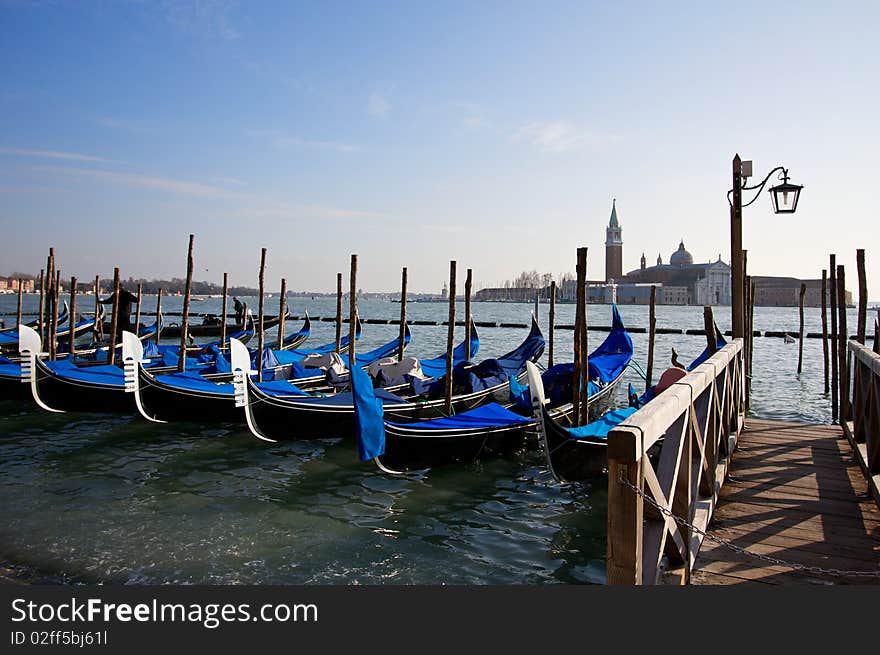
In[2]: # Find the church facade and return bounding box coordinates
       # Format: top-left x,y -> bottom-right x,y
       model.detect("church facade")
603,201 -> 732,305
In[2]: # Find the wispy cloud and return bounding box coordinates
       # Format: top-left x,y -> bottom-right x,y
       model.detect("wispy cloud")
512,121 -> 617,153
367,91 -> 391,119
0,147 -> 108,163
452,101 -> 489,129
213,176 -> 247,186
32,165 -> 237,199
158,0 -> 240,40
96,116 -> 155,134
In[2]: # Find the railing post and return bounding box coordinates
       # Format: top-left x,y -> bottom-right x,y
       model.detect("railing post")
607,427 -> 643,585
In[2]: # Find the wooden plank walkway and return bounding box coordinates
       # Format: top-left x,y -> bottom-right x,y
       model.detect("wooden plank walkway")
692,418 -> 880,585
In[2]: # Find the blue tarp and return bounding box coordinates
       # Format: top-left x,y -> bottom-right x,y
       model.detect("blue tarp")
416,329 -> 480,379
511,305 -> 631,410
564,406 -> 639,440
351,363 -> 385,461
388,402 -> 532,431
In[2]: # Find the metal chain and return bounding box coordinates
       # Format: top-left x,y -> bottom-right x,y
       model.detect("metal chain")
617,471 -> 880,579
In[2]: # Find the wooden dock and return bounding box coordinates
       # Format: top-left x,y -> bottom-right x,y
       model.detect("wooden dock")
692,419 -> 880,585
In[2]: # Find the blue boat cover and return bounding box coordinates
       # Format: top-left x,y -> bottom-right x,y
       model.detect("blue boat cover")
47,359 -> 126,387
416,329 -> 480,379
510,305 -> 631,410
351,363 -> 385,461
271,321 -> 362,366
388,402 -> 532,431
154,370 -> 233,394
0,355 -> 12,364
0,362 -> 21,379
564,406 -> 639,440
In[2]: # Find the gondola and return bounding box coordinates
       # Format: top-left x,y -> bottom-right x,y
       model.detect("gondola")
154,308 -> 290,339
0,302 -> 100,353
124,318 -> 388,424
237,318 -> 542,443
352,307 -> 628,472
18,313 -> 261,413
530,325 -> 727,481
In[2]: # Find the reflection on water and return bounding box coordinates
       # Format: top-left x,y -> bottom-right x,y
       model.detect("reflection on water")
0,298 -> 851,584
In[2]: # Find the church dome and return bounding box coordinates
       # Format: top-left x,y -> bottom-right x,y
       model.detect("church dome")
670,241 -> 693,266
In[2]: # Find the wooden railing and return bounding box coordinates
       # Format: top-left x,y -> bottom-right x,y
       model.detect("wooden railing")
606,340 -> 746,584
844,340 -> 880,507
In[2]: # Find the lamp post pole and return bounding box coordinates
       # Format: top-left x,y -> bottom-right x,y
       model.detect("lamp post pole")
730,154 -> 745,340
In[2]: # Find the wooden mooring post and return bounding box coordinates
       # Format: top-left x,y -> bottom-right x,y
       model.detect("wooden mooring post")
837,265 -> 850,424
134,283 -> 143,334
572,247 -> 589,426
37,269 -> 45,344
177,234 -> 195,372
93,275 -> 102,341
108,267 -> 121,366
548,280 -> 556,367
52,269 -> 61,360
348,255 -> 358,378
857,249 -> 867,345
703,306 -> 716,355
606,341 -> 746,584
68,276 -> 77,357
15,278 -> 23,333
257,248 -> 267,382
398,267 -> 407,361
335,273 -> 343,353
797,283 -> 806,375
444,260 -> 456,415
276,277 -> 287,350
220,274 -> 228,350
821,270 -> 830,394
830,254 -> 838,421
465,268 -> 473,361
646,285 -> 656,392
155,288 -> 163,345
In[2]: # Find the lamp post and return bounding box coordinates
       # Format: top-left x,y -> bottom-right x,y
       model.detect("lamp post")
729,155 -> 803,340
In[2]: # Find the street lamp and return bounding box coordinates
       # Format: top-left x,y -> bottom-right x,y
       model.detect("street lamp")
728,155 -> 804,342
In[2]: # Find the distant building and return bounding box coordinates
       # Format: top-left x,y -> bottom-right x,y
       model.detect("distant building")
0,277 -> 35,293
752,276 -> 852,307
605,200 -> 623,282
623,241 -> 731,305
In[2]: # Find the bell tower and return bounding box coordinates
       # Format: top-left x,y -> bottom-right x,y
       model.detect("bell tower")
605,199 -> 623,282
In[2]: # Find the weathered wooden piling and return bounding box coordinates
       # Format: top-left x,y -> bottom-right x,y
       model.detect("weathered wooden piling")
348,255 -> 358,375
68,276 -> 77,357
821,270 -> 830,394
108,267 -> 121,366
646,285 -> 657,392
44,249 -> 53,349
444,260 -> 457,414
220,274 -> 228,350
257,247 -> 267,382
93,275 -> 102,340
276,277 -> 287,350
730,154 -> 744,340
465,268 -> 473,361
15,278 -> 23,334
335,273 -> 343,353
37,269 -> 45,343
703,306 -> 716,356
134,283 -> 143,334
398,267 -> 408,361
573,247 -> 589,426
155,288 -> 163,345
836,264 -> 849,424
548,280 -> 556,367
797,283 -> 806,375
177,234 -> 195,372
830,255 -> 838,421
52,269 -> 61,360
857,249 -> 867,344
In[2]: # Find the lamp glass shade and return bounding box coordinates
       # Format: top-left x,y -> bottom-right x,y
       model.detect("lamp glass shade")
769,181 -> 802,214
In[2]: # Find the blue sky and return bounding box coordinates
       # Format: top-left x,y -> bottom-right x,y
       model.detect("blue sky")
1,1 -> 877,295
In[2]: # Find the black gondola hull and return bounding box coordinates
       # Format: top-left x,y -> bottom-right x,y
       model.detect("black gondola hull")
137,365 -> 241,423
31,359 -> 134,413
